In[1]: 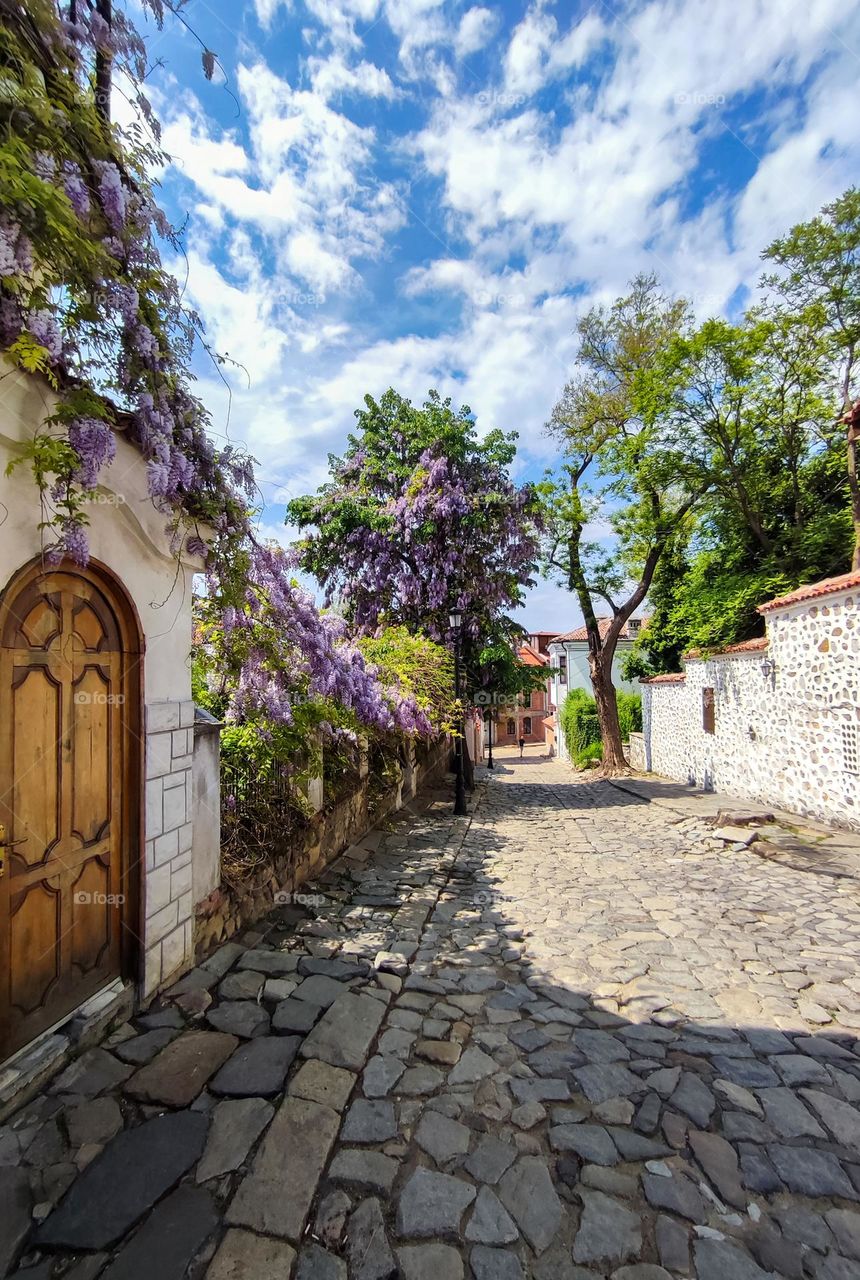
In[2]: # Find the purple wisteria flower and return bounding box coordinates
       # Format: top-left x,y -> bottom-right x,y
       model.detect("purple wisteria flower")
68,417 -> 116,488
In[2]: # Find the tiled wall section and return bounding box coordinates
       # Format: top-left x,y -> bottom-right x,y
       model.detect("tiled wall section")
641,587 -> 860,830
143,700 -> 197,997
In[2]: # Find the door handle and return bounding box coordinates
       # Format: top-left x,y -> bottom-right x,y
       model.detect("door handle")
0,824 -> 27,878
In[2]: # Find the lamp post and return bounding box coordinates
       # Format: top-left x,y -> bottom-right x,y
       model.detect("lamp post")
450,608 -> 468,816
486,708 -> 495,770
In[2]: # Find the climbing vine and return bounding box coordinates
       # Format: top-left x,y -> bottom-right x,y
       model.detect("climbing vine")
0,1 -> 432,738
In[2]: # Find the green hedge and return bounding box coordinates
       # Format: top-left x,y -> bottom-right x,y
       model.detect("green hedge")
559,688 -> 642,767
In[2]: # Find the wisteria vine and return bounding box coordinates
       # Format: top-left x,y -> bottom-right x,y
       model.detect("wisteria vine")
0,1 -> 430,739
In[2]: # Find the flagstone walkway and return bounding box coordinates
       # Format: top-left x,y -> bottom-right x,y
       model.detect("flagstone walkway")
4,749 -> 860,1279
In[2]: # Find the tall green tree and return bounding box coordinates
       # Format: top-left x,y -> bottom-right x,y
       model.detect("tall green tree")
541,274 -> 708,772
762,187 -> 860,568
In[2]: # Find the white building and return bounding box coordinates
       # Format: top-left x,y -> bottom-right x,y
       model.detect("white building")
547,618 -> 642,761
0,367 -> 221,1083
634,572 -> 860,830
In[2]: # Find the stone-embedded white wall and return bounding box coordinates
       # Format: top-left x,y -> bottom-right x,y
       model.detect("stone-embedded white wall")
0,366 -> 213,1003
641,585 -> 860,830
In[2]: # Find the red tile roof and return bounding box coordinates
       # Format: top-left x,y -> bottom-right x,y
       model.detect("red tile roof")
551,617 -> 644,643
517,642 -> 548,667
758,571 -> 860,613
640,672 -> 686,684
683,637 -> 768,659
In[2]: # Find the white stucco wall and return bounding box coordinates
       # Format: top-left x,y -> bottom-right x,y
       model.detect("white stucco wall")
641,585 -> 860,830
0,367 -> 210,999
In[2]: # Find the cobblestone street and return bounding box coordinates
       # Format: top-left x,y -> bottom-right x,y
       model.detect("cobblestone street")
5,749 -> 860,1280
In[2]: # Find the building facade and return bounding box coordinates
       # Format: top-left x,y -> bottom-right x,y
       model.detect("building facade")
634,572 -> 860,830
547,618 -> 642,761
0,367 -> 218,1074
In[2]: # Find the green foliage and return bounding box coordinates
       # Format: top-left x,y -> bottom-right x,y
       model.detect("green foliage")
559,689 -> 600,767
617,691 -> 643,739
357,627 -> 456,734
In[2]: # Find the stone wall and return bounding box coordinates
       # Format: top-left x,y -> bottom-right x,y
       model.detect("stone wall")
143,700 -> 198,997
639,576 -> 860,830
193,735 -> 450,958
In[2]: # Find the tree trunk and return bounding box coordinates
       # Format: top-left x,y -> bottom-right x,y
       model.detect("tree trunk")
589,650 -> 628,774
846,401 -> 860,571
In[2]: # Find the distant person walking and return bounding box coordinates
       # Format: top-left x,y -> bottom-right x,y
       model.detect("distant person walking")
518,735 -> 525,759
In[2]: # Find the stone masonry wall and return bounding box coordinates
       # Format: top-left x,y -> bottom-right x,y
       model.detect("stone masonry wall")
143,699 -> 198,997
193,735 -> 450,960
640,584 -> 860,830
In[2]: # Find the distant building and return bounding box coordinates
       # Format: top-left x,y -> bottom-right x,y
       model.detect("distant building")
489,638 -> 553,750
547,618 -> 644,762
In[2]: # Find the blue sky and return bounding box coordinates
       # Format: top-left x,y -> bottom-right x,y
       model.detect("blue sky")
132,0 -> 860,629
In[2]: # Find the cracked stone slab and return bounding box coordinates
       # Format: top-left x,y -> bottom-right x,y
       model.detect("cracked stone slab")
196,1097 -> 274,1182
299,992 -> 388,1071
226,1095 -> 340,1240
396,1167 -> 477,1238
206,1228 -> 296,1279
573,1189 -> 642,1267
99,1184 -> 218,1280
498,1156 -> 562,1254
37,1112 -> 208,1249
210,1036 -> 300,1097
124,1031 -> 238,1107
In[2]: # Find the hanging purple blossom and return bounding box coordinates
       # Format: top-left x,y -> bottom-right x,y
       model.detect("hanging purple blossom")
93,161 -> 126,231
68,417 -> 116,488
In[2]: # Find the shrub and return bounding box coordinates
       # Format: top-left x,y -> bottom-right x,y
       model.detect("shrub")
617,691 -> 643,739
560,688 -> 643,768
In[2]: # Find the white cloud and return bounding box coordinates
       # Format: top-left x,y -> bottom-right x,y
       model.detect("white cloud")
306,52 -> 398,100
504,5 -> 605,98
454,7 -> 498,59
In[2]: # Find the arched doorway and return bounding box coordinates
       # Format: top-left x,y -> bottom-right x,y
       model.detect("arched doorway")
0,559 -> 142,1060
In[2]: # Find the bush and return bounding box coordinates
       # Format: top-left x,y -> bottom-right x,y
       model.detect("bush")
559,689 -> 601,768
560,688 -> 643,768
617,691 -> 643,739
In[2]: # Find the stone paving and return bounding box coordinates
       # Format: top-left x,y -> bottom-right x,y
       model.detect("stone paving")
4,748 -> 860,1279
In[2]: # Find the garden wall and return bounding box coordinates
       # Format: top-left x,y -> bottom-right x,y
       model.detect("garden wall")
639,573 -> 860,830
193,734 -> 450,956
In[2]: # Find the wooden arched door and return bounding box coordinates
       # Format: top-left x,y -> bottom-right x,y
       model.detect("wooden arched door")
0,561 -> 141,1060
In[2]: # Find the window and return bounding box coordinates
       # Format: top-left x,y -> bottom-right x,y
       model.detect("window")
558,655 -> 567,685
523,690 -> 532,708
702,687 -> 715,735
506,718 -> 516,736
523,717 -> 532,735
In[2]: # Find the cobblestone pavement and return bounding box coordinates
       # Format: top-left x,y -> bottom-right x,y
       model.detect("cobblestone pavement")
5,750 -> 860,1280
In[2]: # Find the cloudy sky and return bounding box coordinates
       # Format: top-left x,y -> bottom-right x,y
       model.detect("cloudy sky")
140,0 -> 860,629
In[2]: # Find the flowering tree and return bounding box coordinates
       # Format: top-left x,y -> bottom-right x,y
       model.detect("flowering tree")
288,389 -> 541,659
0,2 -> 434,743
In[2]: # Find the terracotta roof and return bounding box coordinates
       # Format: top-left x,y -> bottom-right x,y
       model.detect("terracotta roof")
683,637 -> 768,659
640,672 -> 686,684
758,570 -> 860,613
551,617 -> 645,643
517,642 -> 548,667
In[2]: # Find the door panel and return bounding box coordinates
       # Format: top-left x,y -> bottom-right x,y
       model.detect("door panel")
0,565 -> 139,1060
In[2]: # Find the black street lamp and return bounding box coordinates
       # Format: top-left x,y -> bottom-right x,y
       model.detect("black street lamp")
486,708 -> 495,770
449,608 -> 468,816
